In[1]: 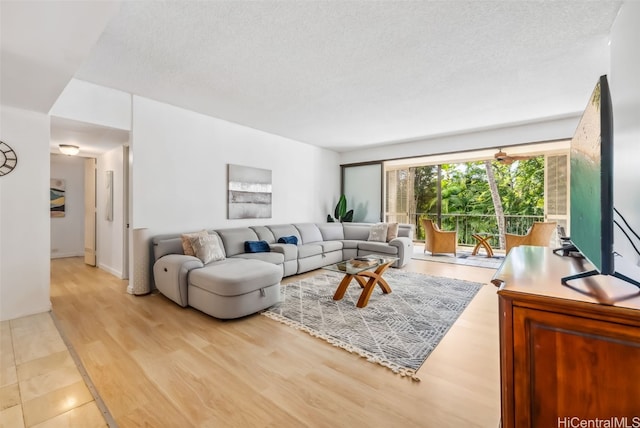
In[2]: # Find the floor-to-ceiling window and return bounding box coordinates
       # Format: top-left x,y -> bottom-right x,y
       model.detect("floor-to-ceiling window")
383,141 -> 570,249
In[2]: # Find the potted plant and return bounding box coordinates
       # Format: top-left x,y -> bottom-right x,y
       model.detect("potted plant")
327,195 -> 354,222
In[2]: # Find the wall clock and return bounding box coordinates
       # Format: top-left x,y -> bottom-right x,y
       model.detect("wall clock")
0,141 -> 18,176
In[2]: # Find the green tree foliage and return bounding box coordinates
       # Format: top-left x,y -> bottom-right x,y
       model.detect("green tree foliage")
413,156 -> 545,245
412,165 -> 438,215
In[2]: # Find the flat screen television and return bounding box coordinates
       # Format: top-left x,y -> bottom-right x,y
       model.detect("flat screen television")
562,75 -> 639,288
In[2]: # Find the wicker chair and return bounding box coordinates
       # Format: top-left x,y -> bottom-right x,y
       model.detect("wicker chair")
505,221 -> 557,254
422,219 -> 457,256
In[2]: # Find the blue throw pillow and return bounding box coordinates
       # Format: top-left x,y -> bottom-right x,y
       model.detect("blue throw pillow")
244,240 -> 270,253
277,235 -> 298,245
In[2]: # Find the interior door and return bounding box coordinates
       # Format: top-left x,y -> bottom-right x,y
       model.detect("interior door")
84,158 -> 96,266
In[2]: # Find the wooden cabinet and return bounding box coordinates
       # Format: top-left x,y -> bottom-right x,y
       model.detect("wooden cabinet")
493,246 -> 640,428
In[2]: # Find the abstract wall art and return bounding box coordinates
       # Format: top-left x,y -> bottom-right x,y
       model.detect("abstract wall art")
228,164 -> 272,219
50,178 -> 66,218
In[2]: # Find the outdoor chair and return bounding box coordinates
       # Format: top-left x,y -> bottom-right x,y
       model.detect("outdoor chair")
422,219 -> 457,256
505,221 -> 557,255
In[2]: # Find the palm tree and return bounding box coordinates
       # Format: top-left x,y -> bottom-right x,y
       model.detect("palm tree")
484,160 -> 506,249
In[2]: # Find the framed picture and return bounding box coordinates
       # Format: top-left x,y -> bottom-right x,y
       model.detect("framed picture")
105,170 -> 113,221
50,178 -> 65,217
228,164 -> 272,219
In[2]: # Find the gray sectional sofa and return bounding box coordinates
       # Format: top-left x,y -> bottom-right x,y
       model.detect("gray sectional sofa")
152,222 -> 414,319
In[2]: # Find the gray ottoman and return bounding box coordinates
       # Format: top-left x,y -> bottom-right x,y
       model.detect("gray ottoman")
188,258 -> 282,319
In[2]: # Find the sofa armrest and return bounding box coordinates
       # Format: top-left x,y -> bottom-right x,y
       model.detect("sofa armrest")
153,254 -> 203,307
269,243 -> 298,261
388,237 -> 414,268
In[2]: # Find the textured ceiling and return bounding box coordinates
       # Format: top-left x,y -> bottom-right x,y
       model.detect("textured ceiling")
74,1 -> 621,152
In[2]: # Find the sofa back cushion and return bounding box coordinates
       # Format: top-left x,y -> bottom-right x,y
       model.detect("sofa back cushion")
316,223 -> 345,241
250,226 -> 276,243
217,228 -> 259,257
342,223 -> 373,240
267,224 -> 301,244
294,223 -> 323,244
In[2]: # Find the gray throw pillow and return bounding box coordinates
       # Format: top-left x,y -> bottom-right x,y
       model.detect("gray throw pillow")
367,223 -> 389,242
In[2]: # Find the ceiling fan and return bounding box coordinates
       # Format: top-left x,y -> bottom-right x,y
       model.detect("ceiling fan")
493,149 -> 532,165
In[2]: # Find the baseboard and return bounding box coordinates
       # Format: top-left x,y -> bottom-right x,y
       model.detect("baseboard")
51,252 -> 84,259
98,263 -> 123,279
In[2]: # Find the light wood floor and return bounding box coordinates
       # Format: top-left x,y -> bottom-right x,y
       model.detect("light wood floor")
48,256 -> 500,427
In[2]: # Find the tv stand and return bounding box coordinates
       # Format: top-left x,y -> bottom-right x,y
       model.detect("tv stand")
552,243 -> 580,257
492,246 -> 640,428
560,256 -> 640,290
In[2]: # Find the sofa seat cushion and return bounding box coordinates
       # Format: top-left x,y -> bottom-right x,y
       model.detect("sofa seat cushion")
319,240 -> 343,253
232,252 -> 285,264
189,259 -> 282,297
357,241 -> 399,255
298,244 -> 323,258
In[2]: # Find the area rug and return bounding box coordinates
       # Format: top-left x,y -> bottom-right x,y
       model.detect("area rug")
261,270 -> 483,381
412,249 -> 504,269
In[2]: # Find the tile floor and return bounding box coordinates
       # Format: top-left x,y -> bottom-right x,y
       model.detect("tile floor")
0,312 -> 108,428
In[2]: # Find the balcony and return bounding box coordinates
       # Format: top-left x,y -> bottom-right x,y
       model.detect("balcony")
386,212 -> 547,250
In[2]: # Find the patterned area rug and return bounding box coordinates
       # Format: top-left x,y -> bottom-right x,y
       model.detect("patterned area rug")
261,269 -> 483,380
412,249 -> 504,269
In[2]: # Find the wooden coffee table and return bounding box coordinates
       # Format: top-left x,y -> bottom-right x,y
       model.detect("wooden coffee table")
325,255 -> 399,308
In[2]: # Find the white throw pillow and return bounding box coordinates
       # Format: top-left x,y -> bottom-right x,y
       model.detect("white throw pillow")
190,232 -> 226,264
367,223 -> 389,242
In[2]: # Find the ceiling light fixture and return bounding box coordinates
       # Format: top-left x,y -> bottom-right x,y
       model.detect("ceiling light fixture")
59,144 -> 80,156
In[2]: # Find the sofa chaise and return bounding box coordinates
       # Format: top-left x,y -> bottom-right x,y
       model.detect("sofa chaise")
152,222 -> 414,319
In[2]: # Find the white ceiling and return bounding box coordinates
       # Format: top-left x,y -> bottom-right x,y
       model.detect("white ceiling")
72,1 -> 622,152
50,117 -> 130,158
1,1 -> 623,154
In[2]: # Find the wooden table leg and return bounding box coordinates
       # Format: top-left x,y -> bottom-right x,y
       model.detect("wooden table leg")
354,262 -> 393,308
333,274 -> 355,301
471,234 -> 494,258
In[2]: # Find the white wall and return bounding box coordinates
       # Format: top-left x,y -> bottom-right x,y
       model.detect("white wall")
0,106 -> 51,321
129,96 -> 341,292
131,96 -> 340,232
50,154 -> 84,258
97,146 -> 125,277
49,79 -> 132,131
611,1 -> 640,267
339,116 -> 580,165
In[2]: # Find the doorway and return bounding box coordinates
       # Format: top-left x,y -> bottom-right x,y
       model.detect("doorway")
50,117 -> 130,279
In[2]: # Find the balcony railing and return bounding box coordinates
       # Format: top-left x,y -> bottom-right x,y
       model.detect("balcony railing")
386,212 -> 545,249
